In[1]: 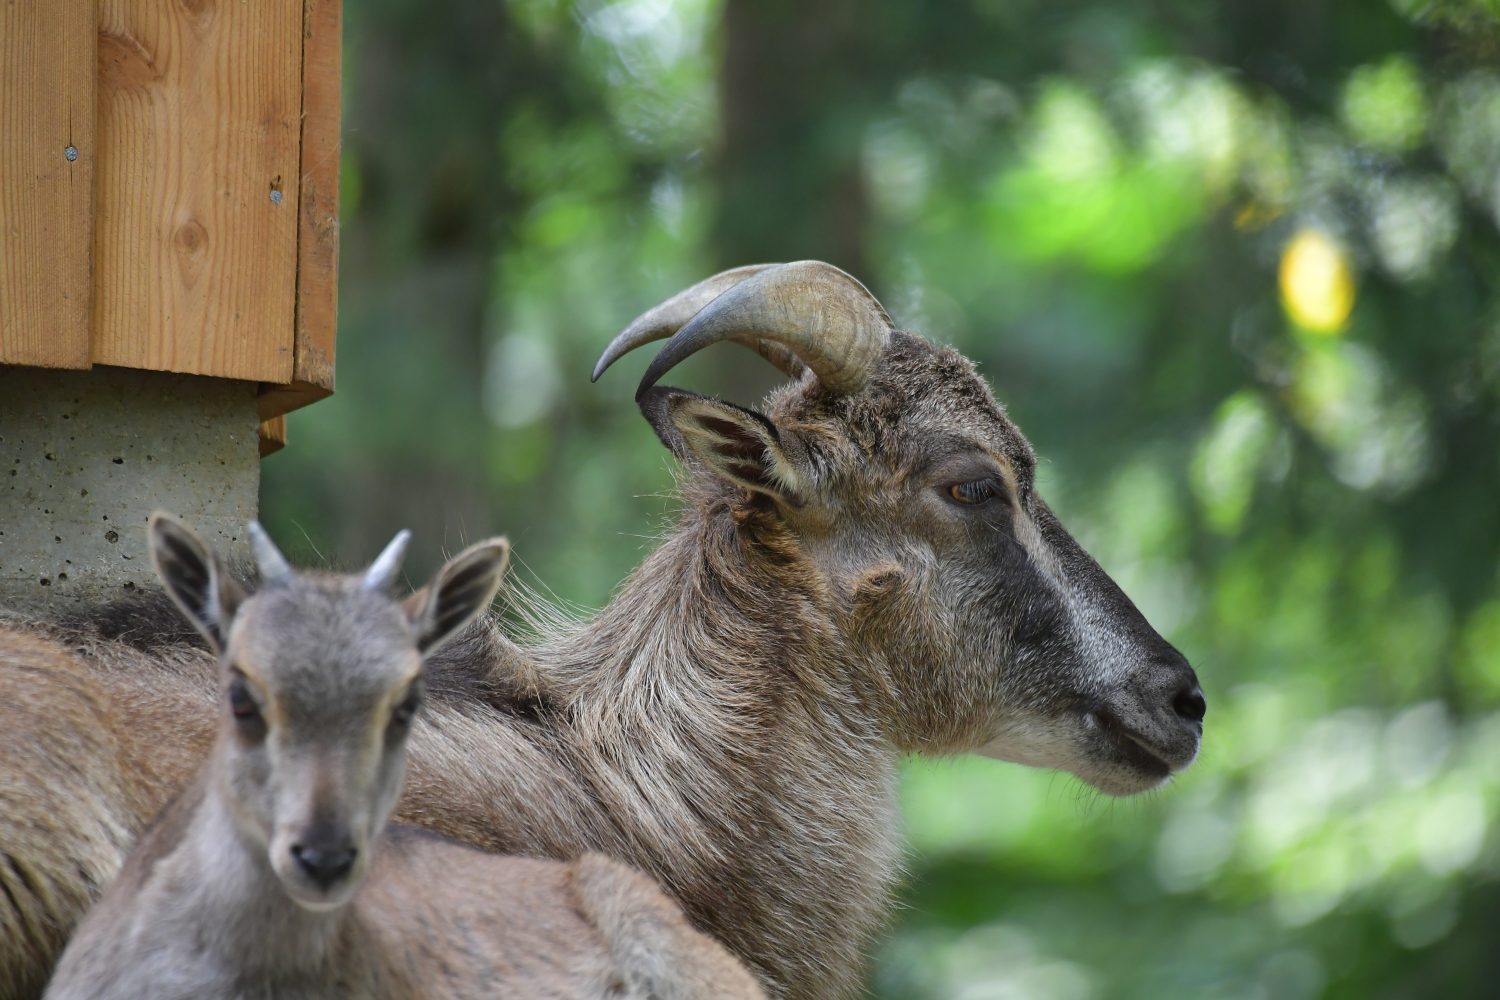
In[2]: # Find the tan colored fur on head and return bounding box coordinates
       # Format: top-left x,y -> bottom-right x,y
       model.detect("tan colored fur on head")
852,562 -> 907,599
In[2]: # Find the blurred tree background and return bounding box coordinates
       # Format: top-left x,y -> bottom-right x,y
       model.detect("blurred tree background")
261,1 -> 1500,996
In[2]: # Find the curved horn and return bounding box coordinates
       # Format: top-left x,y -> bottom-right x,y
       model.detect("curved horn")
592,264 -> 805,383
247,521 -> 292,587
593,261 -> 892,396
362,529 -> 412,592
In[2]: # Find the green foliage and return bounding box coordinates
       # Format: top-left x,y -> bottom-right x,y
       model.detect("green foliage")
261,1 -> 1500,995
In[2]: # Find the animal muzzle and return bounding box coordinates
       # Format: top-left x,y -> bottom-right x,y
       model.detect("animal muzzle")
1088,654 -> 1205,784
272,824 -> 364,910
292,840 -> 358,889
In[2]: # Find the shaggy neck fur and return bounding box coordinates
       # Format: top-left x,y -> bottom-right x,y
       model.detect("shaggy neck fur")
432,489 -> 905,1000
35,483 -> 907,1000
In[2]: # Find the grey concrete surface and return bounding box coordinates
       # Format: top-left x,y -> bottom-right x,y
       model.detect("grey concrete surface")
0,366 -> 260,612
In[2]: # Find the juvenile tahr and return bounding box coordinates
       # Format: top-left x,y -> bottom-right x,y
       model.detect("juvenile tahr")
45,515 -> 762,1000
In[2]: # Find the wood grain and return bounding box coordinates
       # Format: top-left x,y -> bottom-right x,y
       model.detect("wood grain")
258,414 -> 287,456
92,0 -> 302,382
0,0 -> 95,369
293,0 -> 340,393
259,0 -> 340,421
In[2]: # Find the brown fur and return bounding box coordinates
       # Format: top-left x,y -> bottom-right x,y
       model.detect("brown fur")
3,327 -> 1199,1000
0,624 -> 215,999
43,530 -> 761,1000
49,779 -> 761,1000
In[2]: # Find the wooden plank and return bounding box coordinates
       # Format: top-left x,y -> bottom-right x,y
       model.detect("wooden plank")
0,0 -> 95,369
257,378 -> 328,422
293,0 -> 340,394
258,414 -> 287,456
92,0 -> 303,383
259,0 -> 340,422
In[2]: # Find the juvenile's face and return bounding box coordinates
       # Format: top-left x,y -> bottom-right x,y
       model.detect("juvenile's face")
217,584 -> 424,909
764,334 -> 1203,794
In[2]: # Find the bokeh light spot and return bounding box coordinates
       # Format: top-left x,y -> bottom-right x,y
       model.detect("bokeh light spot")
1279,229 -> 1355,334
1191,391 -> 1275,534
1341,55 -> 1426,152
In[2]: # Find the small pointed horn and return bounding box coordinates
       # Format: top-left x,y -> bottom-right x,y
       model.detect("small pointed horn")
592,264 -> 806,383
609,261 -> 891,398
362,529 -> 412,592
247,521 -> 292,587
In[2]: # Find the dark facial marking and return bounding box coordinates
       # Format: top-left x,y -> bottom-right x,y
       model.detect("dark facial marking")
387,679 -> 425,742
227,669 -> 267,744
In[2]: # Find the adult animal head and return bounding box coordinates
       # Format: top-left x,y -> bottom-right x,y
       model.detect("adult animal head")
595,261 -> 1204,795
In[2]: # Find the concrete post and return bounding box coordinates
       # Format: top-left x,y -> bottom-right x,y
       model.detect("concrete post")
1,367 -> 260,612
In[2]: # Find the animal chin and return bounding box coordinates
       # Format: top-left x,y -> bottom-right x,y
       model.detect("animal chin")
1082,709 -> 1181,795
274,864 -> 357,912
283,882 -> 352,912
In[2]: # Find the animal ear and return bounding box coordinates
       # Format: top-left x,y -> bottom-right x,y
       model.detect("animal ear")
639,387 -> 805,506
147,512 -> 244,653
405,538 -> 510,654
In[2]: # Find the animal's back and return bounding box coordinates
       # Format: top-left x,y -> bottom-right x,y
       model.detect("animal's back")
360,833 -> 629,999
0,617 -> 218,998
0,629 -> 139,1000
569,852 -> 767,999
365,831 -> 765,999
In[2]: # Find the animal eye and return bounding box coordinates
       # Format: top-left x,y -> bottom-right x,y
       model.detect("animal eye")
947,479 -> 1001,505
227,676 -> 262,726
390,686 -> 423,733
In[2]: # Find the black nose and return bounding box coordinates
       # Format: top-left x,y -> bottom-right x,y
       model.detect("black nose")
1173,684 -> 1207,724
291,842 -> 357,889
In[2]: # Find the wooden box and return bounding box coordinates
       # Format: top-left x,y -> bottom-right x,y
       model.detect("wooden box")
0,0 -> 341,453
